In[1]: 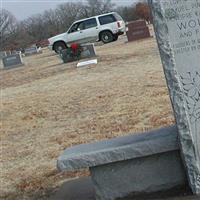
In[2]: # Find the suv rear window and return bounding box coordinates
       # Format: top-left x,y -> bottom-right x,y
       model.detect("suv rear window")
114,13 -> 123,21
98,14 -> 117,25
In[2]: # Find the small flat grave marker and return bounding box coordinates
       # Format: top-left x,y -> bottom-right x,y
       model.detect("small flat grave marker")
2,53 -> 24,69
77,59 -> 97,67
150,0 -> 200,194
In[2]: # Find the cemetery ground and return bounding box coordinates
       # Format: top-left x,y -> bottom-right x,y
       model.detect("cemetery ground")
1,36 -> 198,200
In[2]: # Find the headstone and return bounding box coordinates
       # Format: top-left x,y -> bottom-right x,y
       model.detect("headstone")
149,0 -> 200,195
12,50 -> 17,54
6,51 -> 11,56
81,43 -> 96,59
11,50 -> 21,55
126,20 -> 151,42
77,59 -> 97,67
0,51 -> 7,59
2,53 -> 24,69
25,46 -> 42,56
0,60 -> 3,69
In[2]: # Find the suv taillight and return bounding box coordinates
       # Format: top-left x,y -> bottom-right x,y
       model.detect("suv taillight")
117,21 -> 121,28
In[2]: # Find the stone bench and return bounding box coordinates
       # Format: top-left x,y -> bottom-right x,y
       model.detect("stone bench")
57,126 -> 186,200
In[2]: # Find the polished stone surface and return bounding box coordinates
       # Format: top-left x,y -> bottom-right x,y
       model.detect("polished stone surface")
2,53 -> 24,69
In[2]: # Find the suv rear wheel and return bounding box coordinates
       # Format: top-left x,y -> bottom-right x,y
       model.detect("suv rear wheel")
54,42 -> 67,53
100,31 -> 114,44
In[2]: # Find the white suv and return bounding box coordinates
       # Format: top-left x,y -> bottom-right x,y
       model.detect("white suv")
48,12 -> 126,52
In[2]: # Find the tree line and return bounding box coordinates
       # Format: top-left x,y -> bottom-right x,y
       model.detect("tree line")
0,0 -> 151,51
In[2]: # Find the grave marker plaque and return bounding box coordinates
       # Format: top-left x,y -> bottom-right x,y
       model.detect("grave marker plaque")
25,46 -> 42,56
150,0 -> 200,194
2,53 -> 24,69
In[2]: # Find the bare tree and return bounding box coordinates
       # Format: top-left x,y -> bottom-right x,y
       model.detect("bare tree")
84,0 -> 115,17
22,14 -> 46,42
43,9 -> 60,36
116,5 -> 139,22
135,2 -> 152,24
55,2 -> 83,33
0,9 -> 18,50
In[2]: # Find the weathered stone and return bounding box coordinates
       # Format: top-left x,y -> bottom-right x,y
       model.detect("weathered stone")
57,126 -> 179,171
2,53 -> 24,69
57,126 -> 187,200
91,151 -> 186,200
50,177 -> 95,200
149,0 -> 200,194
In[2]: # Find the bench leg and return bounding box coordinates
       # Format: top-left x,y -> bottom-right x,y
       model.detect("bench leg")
90,151 -> 186,200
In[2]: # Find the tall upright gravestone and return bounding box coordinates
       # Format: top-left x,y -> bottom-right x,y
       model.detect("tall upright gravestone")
149,0 -> 200,194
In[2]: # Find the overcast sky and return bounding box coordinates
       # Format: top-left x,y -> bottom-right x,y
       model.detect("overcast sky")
2,0 -> 135,20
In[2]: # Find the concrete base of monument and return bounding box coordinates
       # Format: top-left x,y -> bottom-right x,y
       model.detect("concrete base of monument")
3,63 -> 24,70
50,177 -> 191,200
90,151 -> 187,200
57,126 -> 190,200
50,177 -> 95,200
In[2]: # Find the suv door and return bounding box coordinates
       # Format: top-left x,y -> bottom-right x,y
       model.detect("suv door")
67,21 -> 85,44
81,18 -> 99,43
67,18 -> 98,45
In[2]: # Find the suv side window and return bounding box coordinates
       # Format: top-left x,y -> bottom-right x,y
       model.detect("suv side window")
84,18 -> 97,29
98,14 -> 117,25
68,21 -> 84,33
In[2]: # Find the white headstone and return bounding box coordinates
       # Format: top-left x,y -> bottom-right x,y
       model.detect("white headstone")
150,0 -> 200,194
77,59 -> 97,67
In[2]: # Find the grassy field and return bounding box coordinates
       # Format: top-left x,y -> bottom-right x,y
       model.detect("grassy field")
1,36 -> 198,200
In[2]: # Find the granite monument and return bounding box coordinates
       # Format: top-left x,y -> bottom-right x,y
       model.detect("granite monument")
2,53 -> 24,69
126,20 -> 151,42
150,0 -> 200,194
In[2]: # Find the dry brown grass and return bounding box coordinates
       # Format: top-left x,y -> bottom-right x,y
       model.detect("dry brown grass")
1,36 -> 194,200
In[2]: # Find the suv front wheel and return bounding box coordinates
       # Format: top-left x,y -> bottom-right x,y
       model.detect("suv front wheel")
54,42 -> 67,53
100,31 -> 114,44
